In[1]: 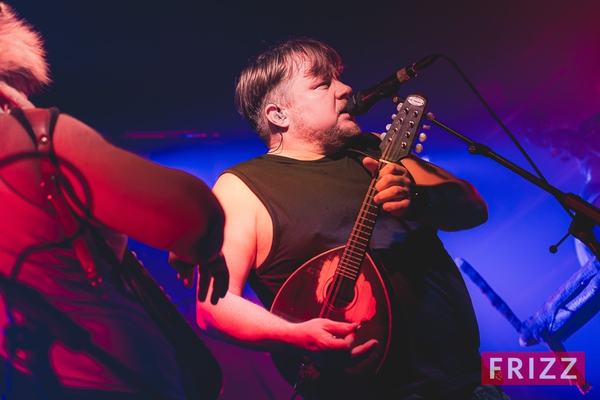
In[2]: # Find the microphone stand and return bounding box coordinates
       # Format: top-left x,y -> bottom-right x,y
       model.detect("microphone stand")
422,110 -> 600,258
412,104 -> 599,395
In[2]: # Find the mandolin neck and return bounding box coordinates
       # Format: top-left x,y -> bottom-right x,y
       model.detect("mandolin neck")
338,175 -> 381,283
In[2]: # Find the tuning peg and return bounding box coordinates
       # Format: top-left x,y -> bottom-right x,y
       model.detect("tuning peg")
385,123 -> 392,131
391,113 -> 397,120
415,143 -> 424,153
422,124 -> 431,130
418,133 -> 427,142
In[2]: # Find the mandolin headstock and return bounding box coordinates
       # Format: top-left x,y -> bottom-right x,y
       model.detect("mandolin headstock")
379,93 -> 429,163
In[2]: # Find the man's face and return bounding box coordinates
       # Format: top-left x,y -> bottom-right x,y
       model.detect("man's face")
284,60 -> 361,150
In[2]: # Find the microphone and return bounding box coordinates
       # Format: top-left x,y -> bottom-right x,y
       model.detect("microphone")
345,54 -> 439,116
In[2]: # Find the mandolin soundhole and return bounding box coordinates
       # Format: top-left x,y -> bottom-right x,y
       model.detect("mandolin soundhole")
325,277 -> 357,311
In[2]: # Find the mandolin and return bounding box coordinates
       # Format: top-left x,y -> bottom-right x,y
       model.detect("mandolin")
270,93 -> 429,398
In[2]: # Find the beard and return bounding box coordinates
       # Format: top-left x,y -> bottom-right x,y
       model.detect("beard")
298,121 -> 362,152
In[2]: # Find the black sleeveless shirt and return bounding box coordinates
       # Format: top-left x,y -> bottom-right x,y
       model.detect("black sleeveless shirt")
225,133 -> 482,398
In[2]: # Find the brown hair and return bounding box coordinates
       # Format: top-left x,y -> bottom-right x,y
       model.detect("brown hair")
234,38 -> 344,143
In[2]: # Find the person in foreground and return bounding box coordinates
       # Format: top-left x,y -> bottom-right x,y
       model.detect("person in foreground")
194,37 -> 508,399
0,3 -> 228,399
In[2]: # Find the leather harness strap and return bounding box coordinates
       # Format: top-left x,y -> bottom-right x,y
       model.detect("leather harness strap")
11,108 -> 102,289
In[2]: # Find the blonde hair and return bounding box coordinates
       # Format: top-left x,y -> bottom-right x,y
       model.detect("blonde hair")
235,38 -> 343,143
0,3 -> 50,96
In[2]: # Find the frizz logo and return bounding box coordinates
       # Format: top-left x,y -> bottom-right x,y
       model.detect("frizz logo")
482,352 -> 586,386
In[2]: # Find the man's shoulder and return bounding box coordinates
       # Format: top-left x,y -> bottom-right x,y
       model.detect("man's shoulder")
218,155 -> 271,191
214,171 -> 253,196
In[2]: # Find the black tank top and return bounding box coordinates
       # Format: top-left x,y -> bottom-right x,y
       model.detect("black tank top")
225,133 -> 417,305
225,133 -> 482,397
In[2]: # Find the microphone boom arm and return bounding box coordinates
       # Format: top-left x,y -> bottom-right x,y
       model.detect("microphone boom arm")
346,54 -> 440,116
418,105 -> 600,257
